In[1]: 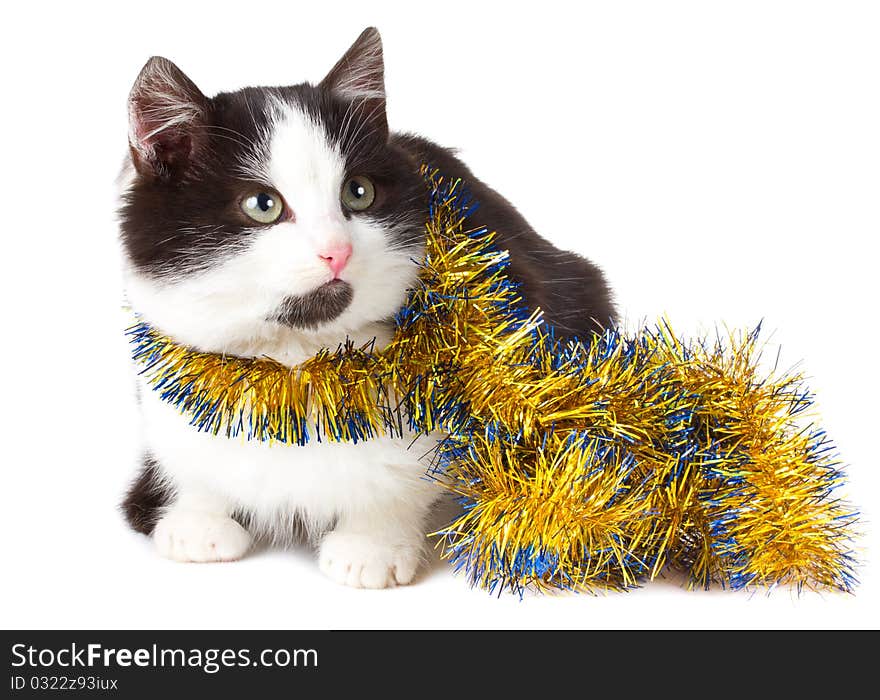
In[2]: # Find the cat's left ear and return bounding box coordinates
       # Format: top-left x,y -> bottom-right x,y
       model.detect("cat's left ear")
321,27 -> 387,135
128,56 -> 209,180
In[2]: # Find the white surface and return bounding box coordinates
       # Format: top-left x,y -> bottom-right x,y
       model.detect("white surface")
1,0 -> 877,629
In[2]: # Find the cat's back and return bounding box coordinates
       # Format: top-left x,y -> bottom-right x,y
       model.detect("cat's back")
392,134 -> 615,339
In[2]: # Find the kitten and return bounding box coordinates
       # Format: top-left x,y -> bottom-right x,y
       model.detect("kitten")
119,27 -> 614,588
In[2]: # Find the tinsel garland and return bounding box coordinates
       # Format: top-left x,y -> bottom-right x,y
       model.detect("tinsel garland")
128,167 -> 858,595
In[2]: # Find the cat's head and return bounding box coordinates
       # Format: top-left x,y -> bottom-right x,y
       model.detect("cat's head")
119,28 -> 427,358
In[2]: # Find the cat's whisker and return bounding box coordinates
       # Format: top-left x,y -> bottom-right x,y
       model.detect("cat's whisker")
345,101 -> 385,153
194,129 -> 252,151
337,96 -> 363,152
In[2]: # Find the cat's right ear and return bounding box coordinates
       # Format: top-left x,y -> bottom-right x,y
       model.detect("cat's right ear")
128,57 -> 209,179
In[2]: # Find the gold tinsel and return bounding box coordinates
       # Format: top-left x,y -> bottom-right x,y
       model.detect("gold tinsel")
128,167 -> 857,595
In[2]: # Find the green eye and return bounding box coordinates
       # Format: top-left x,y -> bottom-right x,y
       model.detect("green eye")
241,190 -> 283,224
341,175 -> 376,212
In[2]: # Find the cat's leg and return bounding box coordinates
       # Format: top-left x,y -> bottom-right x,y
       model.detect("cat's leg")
130,456 -> 253,563
123,454 -> 252,562
318,483 -> 438,589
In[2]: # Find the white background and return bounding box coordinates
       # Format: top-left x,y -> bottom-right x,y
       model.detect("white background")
1,0 -> 877,629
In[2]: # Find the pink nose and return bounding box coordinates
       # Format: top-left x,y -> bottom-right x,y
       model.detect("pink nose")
318,243 -> 352,278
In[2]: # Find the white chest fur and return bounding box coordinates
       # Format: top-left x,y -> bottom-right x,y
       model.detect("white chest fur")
139,375 -> 441,534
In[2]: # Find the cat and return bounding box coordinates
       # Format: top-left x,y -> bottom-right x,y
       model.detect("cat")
119,27 -> 614,588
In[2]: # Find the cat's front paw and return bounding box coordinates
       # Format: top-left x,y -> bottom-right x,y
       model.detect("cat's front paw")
153,511 -> 252,563
318,532 -> 422,589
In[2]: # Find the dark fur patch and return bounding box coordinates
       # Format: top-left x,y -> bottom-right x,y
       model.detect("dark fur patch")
393,134 -> 615,339
271,280 -> 354,329
121,456 -> 170,535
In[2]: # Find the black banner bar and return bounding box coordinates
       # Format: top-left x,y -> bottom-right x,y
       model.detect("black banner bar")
1,630 -> 868,695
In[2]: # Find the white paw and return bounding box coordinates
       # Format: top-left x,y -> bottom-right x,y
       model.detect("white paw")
153,511 -> 252,563
318,532 -> 422,589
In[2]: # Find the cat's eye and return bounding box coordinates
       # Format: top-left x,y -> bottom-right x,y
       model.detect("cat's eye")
241,190 -> 284,224
341,175 -> 376,212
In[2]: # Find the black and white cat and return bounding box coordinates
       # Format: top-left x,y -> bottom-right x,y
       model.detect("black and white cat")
119,27 -> 614,588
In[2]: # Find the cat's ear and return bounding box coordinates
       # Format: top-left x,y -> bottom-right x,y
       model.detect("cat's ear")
321,27 -> 387,133
128,56 -> 209,179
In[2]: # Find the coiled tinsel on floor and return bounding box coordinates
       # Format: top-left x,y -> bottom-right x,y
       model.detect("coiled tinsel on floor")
128,167 -> 858,595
